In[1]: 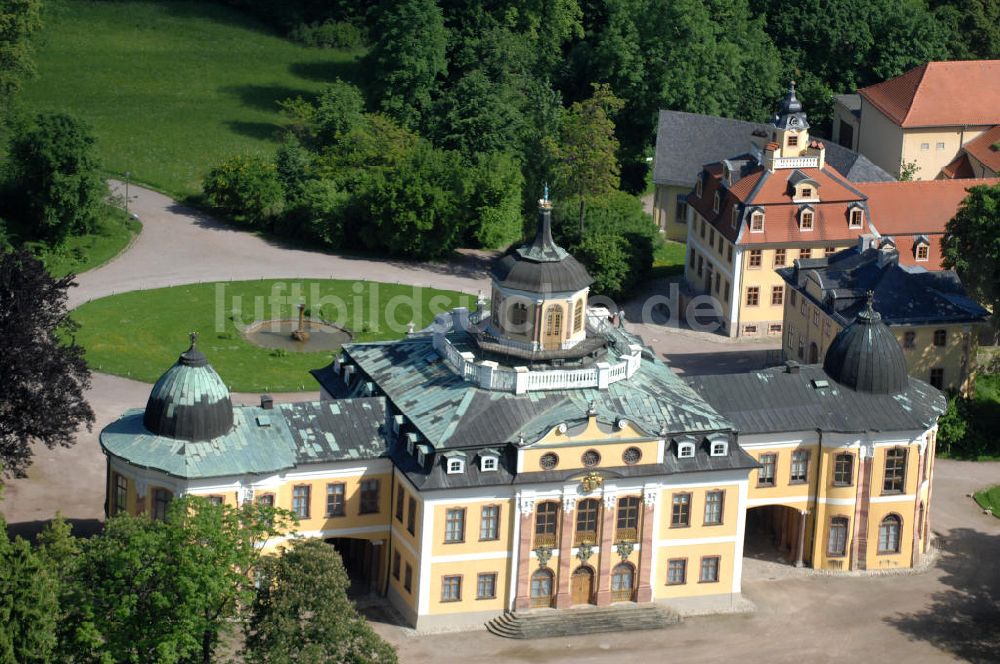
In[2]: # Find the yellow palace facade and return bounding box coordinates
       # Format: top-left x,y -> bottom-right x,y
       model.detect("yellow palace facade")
101,198 -> 946,631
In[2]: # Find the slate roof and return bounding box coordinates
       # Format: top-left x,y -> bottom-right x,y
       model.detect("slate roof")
687,364 -> 946,436
777,246 -> 989,328
822,301 -> 909,395
857,61 -> 1000,128
652,110 -> 894,187
143,343 -> 234,442
101,398 -> 388,479
491,204 -> 593,293
314,327 -> 732,452
835,94 -> 862,117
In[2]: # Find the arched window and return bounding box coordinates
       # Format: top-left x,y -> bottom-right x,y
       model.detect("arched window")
878,514 -> 902,553
750,211 -> 764,232
530,569 -> 554,607
800,209 -> 814,230
576,499 -> 600,544
573,299 -> 584,332
544,306 -> 563,336
535,501 -> 559,546
616,496 -> 640,540
611,562 -> 635,601
827,516 -> 849,556
510,302 -> 528,328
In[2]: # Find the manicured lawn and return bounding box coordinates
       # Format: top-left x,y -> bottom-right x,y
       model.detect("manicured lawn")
973,486 -> 1000,518
650,239 -> 687,279
17,0 -> 362,198
72,280 -> 475,392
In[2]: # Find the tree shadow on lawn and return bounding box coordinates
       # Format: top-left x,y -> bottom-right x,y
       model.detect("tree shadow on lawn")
6,518 -> 104,543
218,84 -> 317,113
224,120 -> 281,142
886,527 -> 1000,664
288,59 -> 364,86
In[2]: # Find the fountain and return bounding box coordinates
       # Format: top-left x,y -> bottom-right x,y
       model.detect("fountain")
242,304 -> 352,353
291,303 -> 311,342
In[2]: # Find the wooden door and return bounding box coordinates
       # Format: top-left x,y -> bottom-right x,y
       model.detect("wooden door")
571,567 -> 594,605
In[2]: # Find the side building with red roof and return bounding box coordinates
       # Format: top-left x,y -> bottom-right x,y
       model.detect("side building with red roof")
833,60 -> 1000,180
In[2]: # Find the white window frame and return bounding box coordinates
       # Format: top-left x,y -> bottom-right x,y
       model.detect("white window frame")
710,441 -> 728,457
750,211 -> 764,232
678,442 -> 696,459
799,207 -> 815,231
446,458 -> 465,475
480,456 -> 498,472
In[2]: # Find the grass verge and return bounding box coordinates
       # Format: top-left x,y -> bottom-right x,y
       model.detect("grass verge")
18,0 -> 362,198
973,486 -> 1000,517
650,239 -> 686,279
71,280 -> 474,392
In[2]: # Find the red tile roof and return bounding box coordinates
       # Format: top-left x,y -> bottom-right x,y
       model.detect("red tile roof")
941,153 -> 976,179
858,61 -> 1000,128
962,125 -> 1000,174
894,233 -> 945,270
857,178 -> 1000,236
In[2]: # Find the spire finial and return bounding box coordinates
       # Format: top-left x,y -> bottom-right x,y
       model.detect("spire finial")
188,331 -> 198,349
543,182 -> 549,203
866,290 -> 874,309
790,80 -> 796,91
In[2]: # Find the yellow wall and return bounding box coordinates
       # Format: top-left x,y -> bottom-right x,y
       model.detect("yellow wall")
273,471 -> 392,534
783,290 -> 979,393
900,126 -> 990,181
657,485 -> 740,538
655,541 -> 736,598
521,418 -> 660,473
857,101 -> 906,177
654,183 -> 692,241
430,500 -> 513,557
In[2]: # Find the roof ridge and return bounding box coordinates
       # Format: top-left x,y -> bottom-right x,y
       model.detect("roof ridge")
901,62 -> 931,126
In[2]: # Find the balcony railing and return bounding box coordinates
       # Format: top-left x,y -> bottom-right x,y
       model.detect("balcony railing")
534,532 -> 557,548
614,527 -> 638,544
610,587 -> 635,603
574,530 -> 598,546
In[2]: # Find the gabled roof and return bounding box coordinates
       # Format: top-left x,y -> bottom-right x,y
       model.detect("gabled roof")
652,111 -> 894,187
776,246 -> 989,328
963,125 -> 1000,174
857,61 -> 1000,128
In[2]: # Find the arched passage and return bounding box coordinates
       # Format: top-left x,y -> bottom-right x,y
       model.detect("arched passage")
744,505 -> 811,572
326,537 -> 383,597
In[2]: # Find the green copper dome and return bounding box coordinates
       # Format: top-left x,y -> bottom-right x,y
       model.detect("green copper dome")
143,335 -> 234,441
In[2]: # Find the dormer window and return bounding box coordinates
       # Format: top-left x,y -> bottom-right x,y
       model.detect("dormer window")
480,456 -> 498,472
750,211 -> 764,232
849,207 -> 863,229
710,441 -> 728,457
799,208 -> 814,231
800,187 -> 811,198
916,243 -> 929,261
677,442 -> 695,459
713,191 -> 720,213
446,458 -> 465,474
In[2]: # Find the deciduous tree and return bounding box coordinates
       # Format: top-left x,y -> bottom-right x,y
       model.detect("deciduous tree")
0,250 -> 93,477
0,0 -> 43,119
243,538 -> 397,664
0,515 -> 58,663
203,154 -> 284,227
942,182 -> 1000,339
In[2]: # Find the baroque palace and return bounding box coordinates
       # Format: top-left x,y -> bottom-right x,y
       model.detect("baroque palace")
102,197 -> 946,630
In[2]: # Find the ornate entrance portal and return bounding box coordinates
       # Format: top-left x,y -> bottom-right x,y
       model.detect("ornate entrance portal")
571,566 -> 595,605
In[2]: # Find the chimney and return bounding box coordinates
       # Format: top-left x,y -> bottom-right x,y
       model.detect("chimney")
785,360 -> 801,374
260,394 -> 274,410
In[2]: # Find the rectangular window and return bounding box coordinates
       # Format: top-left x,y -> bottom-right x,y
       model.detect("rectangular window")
920,142 -> 930,151
788,135 -> 799,147
749,249 -> 762,268
699,556 -> 720,583
801,212 -> 814,230
833,454 -> 854,486
724,281 -> 731,302
813,309 -> 820,326
771,286 -> 784,306
697,255 -> 704,277
936,142 -> 945,150
799,248 -> 809,260
930,367 -> 945,389
292,485 -> 310,519
326,483 -> 345,517
769,323 -> 783,334
671,493 -> 691,527
667,559 -> 687,585
477,572 -> 497,600
704,490 -> 724,525
916,245 -> 929,261
727,245 -> 733,263
849,209 -> 863,228
744,324 -> 758,335
207,495 -> 224,506
709,228 -> 715,245
445,507 -> 466,543
790,291 -> 797,307
359,479 -> 379,514
933,329 -> 946,347
903,331 -> 916,349
153,489 -> 171,521
113,473 -> 128,515
480,505 -> 500,541
828,518 -> 849,557
675,197 -> 687,223
404,564 -> 413,593
442,575 -> 462,602
746,286 -> 760,306
790,450 -> 809,484
758,453 -> 776,487
714,272 -> 721,294
774,248 -> 786,266
395,489 -> 405,521
825,246 -> 837,257
407,497 -> 417,535
392,551 -> 401,580
689,249 -> 696,268
256,494 -> 274,508
883,448 -> 907,494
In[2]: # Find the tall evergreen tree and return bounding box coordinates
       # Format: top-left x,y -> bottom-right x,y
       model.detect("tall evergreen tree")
365,0 -> 447,130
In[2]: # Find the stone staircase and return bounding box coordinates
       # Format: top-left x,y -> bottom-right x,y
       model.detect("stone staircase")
485,604 -> 680,639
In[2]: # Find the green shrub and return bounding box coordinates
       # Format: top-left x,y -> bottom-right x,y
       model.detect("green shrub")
289,20 -> 365,50
203,154 -> 284,227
